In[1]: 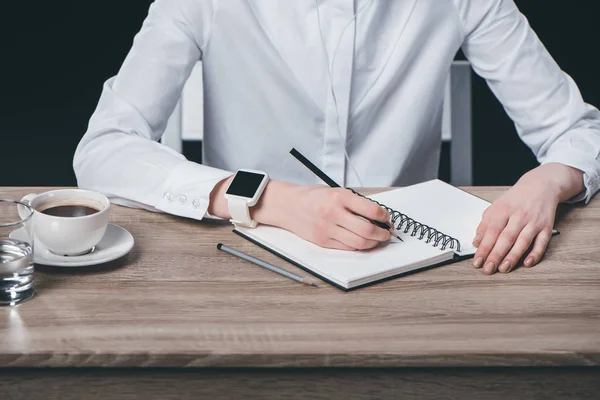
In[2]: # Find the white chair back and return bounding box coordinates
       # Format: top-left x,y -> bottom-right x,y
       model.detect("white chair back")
442,61 -> 473,186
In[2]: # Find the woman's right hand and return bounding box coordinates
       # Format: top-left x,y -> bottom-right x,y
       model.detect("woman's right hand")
251,182 -> 392,250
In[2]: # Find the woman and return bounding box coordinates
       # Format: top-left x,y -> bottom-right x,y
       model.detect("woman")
74,0 -> 600,275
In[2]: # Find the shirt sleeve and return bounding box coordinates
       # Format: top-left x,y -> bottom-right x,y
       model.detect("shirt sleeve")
453,0 -> 600,203
73,0 -> 234,220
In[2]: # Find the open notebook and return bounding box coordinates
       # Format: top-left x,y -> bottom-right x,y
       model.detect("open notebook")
235,180 -> 491,291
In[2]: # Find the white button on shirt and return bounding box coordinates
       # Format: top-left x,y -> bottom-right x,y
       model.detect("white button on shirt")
74,0 -> 600,221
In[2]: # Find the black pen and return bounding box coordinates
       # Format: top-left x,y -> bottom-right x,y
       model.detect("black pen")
290,148 -> 403,242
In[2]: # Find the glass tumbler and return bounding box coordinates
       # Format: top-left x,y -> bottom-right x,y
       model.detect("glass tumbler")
0,200 -> 35,306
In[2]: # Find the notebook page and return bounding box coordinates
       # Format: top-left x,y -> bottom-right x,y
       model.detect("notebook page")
369,180 -> 491,256
237,225 -> 454,288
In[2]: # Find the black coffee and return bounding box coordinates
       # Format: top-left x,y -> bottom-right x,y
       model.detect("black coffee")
40,204 -> 100,218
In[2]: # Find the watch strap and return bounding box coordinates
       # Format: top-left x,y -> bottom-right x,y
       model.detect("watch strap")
228,197 -> 257,228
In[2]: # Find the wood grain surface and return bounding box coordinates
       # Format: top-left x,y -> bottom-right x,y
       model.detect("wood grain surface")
0,187 -> 599,368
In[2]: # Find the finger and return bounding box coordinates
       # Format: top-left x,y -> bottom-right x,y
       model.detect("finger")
307,220 -> 356,250
472,213 -> 489,248
322,238 -> 357,251
331,225 -> 380,250
483,215 -> 529,275
472,219 -> 487,266
342,191 -> 390,224
498,223 -> 539,273
472,227 -> 485,248
473,214 -> 509,274
524,229 -> 552,268
338,211 -> 390,242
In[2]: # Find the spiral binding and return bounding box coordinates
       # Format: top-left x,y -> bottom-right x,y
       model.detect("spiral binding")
349,189 -> 462,252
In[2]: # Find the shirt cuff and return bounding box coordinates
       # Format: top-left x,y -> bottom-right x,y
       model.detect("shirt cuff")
152,161 -> 234,220
540,148 -> 600,204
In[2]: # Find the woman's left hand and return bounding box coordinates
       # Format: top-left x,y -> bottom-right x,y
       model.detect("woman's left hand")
472,163 -> 585,275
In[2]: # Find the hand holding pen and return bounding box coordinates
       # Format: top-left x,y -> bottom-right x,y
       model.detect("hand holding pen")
276,184 -> 398,250
288,148 -> 402,245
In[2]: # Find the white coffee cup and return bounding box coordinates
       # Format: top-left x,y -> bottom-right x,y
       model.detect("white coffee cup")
19,189 -> 110,256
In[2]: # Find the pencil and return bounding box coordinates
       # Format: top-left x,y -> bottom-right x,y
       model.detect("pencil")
217,243 -> 320,288
289,148 -> 402,241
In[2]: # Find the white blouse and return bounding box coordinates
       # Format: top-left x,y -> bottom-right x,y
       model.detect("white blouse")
74,0 -> 600,220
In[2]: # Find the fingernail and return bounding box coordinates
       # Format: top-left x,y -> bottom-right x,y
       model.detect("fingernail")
499,260 -> 511,273
472,234 -> 482,245
483,261 -> 496,275
473,257 -> 483,268
525,257 -> 534,267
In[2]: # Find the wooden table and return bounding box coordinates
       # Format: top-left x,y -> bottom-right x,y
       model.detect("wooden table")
1,187 -> 599,399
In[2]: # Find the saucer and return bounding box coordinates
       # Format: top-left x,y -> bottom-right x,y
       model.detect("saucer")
10,224 -> 134,267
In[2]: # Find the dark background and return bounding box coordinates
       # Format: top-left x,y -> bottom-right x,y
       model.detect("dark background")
2,1 -> 599,187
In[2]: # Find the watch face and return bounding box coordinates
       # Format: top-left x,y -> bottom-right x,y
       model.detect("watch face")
226,171 -> 266,197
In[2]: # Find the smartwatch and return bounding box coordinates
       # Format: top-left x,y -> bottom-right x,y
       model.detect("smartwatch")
224,169 -> 270,228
